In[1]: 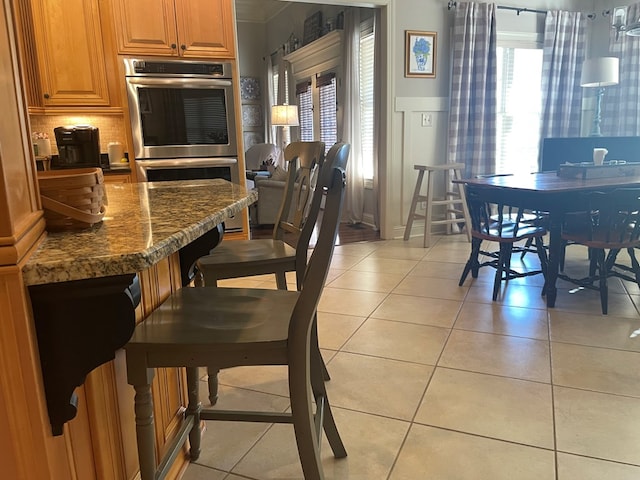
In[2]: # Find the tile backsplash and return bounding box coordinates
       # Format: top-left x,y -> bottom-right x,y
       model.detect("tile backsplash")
29,114 -> 127,155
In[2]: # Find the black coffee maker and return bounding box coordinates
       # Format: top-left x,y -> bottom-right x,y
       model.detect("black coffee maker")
53,125 -> 103,169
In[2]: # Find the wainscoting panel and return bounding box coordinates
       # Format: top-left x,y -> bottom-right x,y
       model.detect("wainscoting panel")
394,96 -> 450,240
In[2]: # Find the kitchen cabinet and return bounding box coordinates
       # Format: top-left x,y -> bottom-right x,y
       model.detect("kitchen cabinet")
18,0 -> 115,108
112,0 -> 235,58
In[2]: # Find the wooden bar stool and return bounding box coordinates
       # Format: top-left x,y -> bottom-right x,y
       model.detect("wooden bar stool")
403,163 -> 471,247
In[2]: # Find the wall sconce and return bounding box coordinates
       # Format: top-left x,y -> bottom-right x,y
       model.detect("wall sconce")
606,6 -> 640,39
580,57 -> 619,137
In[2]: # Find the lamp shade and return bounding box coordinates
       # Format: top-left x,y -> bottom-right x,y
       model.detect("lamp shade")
580,57 -> 620,88
271,104 -> 299,126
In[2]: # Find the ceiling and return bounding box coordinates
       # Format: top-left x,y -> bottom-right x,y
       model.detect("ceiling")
234,0 -> 291,23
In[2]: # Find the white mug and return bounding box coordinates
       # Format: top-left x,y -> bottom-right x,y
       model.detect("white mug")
593,148 -> 608,166
108,142 -> 124,165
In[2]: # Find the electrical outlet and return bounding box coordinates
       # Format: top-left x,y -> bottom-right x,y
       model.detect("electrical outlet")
421,113 -> 433,127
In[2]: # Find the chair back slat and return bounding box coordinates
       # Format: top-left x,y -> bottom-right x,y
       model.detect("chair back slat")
273,141 -> 325,241
578,189 -> 640,245
466,184 -> 543,240
288,164 -> 348,349
295,143 -> 350,290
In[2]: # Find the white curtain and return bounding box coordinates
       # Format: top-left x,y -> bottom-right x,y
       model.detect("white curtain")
371,9 -> 381,230
264,54 -> 275,145
341,8 -> 364,224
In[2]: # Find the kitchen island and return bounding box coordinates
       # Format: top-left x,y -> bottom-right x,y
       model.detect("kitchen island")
24,179 -> 257,479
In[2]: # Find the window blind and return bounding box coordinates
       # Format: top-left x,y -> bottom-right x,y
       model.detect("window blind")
297,81 -> 313,142
359,17 -> 375,179
318,73 -> 337,154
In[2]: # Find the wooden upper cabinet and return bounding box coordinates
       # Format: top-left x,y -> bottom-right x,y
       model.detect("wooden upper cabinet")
113,0 -> 235,58
29,0 -> 110,107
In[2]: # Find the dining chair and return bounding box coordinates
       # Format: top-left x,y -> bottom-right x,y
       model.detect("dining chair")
459,184 -> 549,301
197,142 -> 350,404
558,188 -> 640,314
124,163 -> 349,480
196,141 -> 325,290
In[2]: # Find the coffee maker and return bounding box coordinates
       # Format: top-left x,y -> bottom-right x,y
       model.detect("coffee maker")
53,125 -> 104,169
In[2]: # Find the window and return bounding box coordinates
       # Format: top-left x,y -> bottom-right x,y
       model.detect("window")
297,82 -> 313,141
318,73 -> 337,151
296,73 -> 337,155
496,39 -> 543,175
359,16 -> 375,179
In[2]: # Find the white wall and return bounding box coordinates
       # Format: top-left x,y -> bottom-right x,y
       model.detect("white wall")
236,0 -> 603,239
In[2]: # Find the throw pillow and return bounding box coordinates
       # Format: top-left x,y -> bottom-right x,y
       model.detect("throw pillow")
270,166 -> 289,182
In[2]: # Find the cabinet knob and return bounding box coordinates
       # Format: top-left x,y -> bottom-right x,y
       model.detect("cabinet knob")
180,44 -> 186,50
170,43 -> 177,49
44,93 -> 50,99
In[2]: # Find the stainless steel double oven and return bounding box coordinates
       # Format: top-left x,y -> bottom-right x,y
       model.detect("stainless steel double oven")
124,57 -> 243,232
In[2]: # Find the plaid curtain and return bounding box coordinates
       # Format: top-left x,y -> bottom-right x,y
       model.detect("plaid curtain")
539,11 -> 586,138
601,3 -> 640,136
448,2 -> 497,178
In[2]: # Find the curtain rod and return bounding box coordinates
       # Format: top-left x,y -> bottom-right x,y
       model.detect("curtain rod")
447,1 -> 596,18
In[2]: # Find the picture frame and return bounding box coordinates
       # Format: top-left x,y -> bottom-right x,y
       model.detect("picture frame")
303,11 -> 323,45
242,104 -> 263,127
405,30 -> 437,78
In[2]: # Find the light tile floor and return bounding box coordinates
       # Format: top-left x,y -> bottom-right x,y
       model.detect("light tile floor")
183,234 -> 640,480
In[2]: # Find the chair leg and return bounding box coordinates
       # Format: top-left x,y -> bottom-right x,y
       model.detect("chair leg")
207,366 -> 220,405
310,328 -> 346,459
520,237 -> 534,260
628,248 -> 640,285
133,383 -> 157,480
595,249 -> 608,314
493,243 -> 511,301
403,169 -> 425,241
535,235 -> 548,296
186,367 -> 202,461
459,238 -> 481,286
289,352 -> 325,480
276,271 -> 288,290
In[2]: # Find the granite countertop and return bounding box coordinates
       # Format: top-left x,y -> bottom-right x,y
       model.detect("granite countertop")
23,179 -> 257,286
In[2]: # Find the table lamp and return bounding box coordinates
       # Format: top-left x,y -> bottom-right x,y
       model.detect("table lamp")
580,57 -> 619,137
271,104 -> 299,152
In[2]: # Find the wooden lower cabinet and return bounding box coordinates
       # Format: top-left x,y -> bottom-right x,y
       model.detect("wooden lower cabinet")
72,253 -> 190,480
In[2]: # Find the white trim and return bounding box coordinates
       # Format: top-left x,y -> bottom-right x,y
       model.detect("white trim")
497,31 -> 543,49
284,31 -> 342,79
395,96 -> 449,112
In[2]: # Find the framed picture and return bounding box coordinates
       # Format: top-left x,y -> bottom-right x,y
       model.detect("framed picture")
240,77 -> 260,101
303,11 -> 323,45
242,104 -> 263,127
405,30 -> 437,78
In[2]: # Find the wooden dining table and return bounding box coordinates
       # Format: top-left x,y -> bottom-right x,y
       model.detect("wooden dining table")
454,172 -> 640,307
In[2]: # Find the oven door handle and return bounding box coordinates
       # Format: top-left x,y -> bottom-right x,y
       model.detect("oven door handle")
126,77 -> 232,88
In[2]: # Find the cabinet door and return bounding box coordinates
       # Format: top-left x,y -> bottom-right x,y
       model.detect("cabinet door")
30,0 -> 110,106
174,0 -> 235,58
113,0 -> 178,56
112,0 -> 179,56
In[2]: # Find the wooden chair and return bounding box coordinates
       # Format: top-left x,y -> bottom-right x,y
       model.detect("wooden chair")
558,188 -> 640,314
459,184 -> 549,301
197,142 -> 350,404
197,141 -> 326,290
124,164 -> 349,480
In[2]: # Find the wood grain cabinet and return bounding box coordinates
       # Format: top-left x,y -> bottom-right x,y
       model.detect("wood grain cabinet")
112,0 -> 235,58
20,0 -> 113,107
